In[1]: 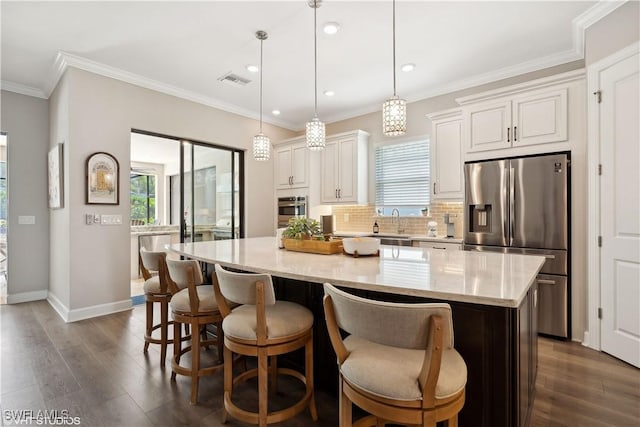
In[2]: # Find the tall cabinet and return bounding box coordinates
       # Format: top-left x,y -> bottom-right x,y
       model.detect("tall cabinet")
274,140 -> 309,189
427,109 -> 464,200
320,130 -> 369,204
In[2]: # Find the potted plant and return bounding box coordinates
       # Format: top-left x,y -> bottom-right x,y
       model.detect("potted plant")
283,217 -> 321,240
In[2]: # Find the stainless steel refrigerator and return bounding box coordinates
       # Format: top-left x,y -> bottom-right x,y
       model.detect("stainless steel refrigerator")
463,153 -> 570,339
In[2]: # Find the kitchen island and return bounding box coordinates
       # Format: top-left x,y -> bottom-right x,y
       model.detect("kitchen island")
168,237 -> 544,427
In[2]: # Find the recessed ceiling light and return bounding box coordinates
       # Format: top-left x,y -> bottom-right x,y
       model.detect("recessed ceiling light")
323,22 -> 340,35
323,90 -> 335,97
272,110 -> 281,115
246,65 -> 259,73
401,63 -> 416,72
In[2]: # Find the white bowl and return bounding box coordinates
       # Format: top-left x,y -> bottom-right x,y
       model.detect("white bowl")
342,237 -> 380,256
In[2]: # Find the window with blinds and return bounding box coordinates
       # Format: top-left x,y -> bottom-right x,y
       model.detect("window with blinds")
375,139 -> 430,210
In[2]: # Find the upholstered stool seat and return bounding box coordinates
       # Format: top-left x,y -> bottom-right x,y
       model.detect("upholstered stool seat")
342,336 -> 467,402
323,283 -> 467,427
143,275 -> 162,294
213,264 -> 318,427
167,258 -> 224,405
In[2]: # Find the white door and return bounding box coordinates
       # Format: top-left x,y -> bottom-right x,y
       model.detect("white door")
600,48 -> 640,368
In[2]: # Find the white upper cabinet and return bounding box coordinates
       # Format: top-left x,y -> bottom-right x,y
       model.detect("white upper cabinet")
428,109 -> 464,200
457,70 -> 581,159
464,88 -> 567,153
275,140 -> 309,189
320,130 -> 369,204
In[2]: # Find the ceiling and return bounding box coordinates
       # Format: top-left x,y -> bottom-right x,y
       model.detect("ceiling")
1,1 -> 609,131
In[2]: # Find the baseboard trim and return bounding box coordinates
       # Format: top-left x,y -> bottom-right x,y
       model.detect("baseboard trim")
46,294 -> 132,323
47,292 -> 70,322
7,290 -> 48,304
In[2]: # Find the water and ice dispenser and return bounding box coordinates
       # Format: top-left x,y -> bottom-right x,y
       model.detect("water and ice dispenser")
468,204 -> 492,233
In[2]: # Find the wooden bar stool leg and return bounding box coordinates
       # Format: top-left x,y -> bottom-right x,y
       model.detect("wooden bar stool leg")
446,416 -> 458,427
160,298 -> 168,367
144,300 -> 153,352
269,356 -> 278,395
216,321 -> 224,364
222,344 -> 233,423
258,347 -> 268,427
171,320 -> 180,381
340,379 -> 352,427
306,335 -> 318,420
190,319 -> 201,405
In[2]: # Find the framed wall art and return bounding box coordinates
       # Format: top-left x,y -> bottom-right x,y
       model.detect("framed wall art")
47,143 -> 64,209
86,152 -> 119,205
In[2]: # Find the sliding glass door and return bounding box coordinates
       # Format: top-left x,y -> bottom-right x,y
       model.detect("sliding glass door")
176,140 -> 243,243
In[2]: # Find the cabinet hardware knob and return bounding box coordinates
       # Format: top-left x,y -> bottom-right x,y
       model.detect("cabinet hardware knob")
514,126 -> 518,142
433,182 -> 437,194
507,127 -> 511,143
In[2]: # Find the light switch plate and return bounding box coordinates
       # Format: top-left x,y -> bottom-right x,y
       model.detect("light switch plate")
101,214 -> 122,225
18,215 -> 36,225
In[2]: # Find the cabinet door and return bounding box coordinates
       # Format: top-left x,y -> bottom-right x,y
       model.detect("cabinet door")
465,100 -> 512,152
433,119 -> 464,199
512,88 -> 567,147
275,146 -> 292,189
337,138 -> 357,202
290,142 -> 309,188
320,140 -> 339,203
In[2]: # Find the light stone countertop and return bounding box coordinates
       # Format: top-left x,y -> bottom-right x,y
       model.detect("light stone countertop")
168,237 -> 543,308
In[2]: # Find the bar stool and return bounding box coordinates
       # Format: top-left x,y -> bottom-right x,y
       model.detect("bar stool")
140,248 -> 176,367
323,283 -> 467,427
213,264 -> 318,426
166,258 -> 224,405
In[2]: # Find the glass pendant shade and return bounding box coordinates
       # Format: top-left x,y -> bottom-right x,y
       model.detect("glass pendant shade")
382,95 -> 407,136
306,117 -> 325,151
253,133 -> 270,161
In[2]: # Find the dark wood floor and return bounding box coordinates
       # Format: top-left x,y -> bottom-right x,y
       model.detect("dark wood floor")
1,301 -> 638,426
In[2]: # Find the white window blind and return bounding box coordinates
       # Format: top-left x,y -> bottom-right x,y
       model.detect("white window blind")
375,140 -> 430,206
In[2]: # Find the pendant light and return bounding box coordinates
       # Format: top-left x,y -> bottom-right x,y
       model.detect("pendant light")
253,30 -> 270,161
306,0 -> 326,151
382,0 -> 407,136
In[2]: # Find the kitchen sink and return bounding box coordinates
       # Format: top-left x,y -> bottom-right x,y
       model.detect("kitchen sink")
378,237 -> 413,247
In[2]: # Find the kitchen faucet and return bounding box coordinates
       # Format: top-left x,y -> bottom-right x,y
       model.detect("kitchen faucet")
391,208 -> 404,233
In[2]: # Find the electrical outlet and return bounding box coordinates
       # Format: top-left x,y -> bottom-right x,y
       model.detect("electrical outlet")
343,213 -> 349,223
18,215 -> 36,225
101,214 -> 123,225
85,214 -> 94,225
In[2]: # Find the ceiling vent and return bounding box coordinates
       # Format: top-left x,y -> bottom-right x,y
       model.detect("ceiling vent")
218,72 -> 251,86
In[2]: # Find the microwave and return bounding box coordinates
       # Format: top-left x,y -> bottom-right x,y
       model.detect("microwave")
277,196 -> 307,228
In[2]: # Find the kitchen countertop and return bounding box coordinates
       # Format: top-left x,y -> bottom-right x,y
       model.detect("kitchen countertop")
333,230 -> 463,244
168,237 -> 543,308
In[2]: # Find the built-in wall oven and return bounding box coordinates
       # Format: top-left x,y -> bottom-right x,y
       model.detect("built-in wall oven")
277,196 -> 307,228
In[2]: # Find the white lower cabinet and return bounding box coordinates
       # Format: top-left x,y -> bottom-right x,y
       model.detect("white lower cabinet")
413,241 -> 462,250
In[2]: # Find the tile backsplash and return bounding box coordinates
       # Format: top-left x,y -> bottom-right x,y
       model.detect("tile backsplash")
332,202 -> 464,237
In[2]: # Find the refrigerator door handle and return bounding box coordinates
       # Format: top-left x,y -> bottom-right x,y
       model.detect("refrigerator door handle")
537,279 -> 556,285
509,167 -> 515,246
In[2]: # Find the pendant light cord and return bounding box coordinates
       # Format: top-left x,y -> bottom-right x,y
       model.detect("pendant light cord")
392,0 -> 397,97
314,1 -> 318,117
260,37 -> 263,133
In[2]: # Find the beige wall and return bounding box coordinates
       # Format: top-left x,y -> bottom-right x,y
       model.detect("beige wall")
585,2 -> 640,66
0,90 -> 50,302
53,67 -> 295,316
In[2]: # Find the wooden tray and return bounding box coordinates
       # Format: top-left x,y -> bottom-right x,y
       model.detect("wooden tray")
283,238 -> 344,255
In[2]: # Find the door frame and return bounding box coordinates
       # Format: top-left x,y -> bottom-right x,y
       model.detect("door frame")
585,41 -> 640,350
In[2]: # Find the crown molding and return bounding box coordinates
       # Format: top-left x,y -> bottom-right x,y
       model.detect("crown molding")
572,1 -> 627,56
0,80 -> 47,99
46,51 -> 299,131
317,47 -> 583,128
